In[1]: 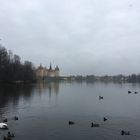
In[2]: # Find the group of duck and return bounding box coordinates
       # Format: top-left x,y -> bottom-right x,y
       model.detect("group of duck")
68,90 -> 138,136
128,90 -> 138,94
0,90 -> 138,139
100,90 -> 138,136
68,117 -> 130,136
68,117 -> 107,127
97,90 -> 138,136
0,116 -> 18,140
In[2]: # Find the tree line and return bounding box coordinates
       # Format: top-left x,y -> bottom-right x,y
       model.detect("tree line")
68,74 -> 140,83
0,44 -> 36,83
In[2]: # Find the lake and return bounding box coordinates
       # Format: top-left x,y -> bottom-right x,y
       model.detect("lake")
0,81 -> 140,140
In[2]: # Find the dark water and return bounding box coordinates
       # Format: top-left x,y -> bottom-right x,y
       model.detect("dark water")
0,82 -> 140,140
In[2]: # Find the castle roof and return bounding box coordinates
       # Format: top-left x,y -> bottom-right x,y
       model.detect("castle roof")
37,63 -> 59,71
38,64 -> 43,69
49,63 -> 52,70
55,66 -> 59,71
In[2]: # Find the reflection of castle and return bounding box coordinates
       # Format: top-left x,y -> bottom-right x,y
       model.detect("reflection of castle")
36,64 -> 60,79
36,81 -> 60,95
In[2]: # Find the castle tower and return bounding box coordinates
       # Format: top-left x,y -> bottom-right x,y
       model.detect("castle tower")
49,63 -> 52,70
48,63 -> 54,77
54,65 -> 60,77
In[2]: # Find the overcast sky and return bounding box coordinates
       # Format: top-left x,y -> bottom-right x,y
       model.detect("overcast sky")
0,0 -> 140,76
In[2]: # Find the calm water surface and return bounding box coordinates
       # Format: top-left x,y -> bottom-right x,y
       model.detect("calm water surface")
0,82 -> 140,140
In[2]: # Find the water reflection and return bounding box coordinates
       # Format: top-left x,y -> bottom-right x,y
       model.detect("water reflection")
36,81 -> 59,96
0,81 -> 139,112
0,82 -> 60,117
0,84 -> 35,117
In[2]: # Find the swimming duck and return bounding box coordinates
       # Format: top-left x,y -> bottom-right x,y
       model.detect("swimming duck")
103,117 -> 107,122
99,96 -> 103,100
7,132 -> 15,138
3,118 -> 8,123
14,116 -> 18,120
91,122 -> 100,127
68,121 -> 75,125
121,130 -> 130,135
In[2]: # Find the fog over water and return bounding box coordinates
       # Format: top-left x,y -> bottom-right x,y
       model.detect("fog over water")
0,0 -> 140,75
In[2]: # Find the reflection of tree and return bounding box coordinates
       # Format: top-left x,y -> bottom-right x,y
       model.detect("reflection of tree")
0,82 -> 60,117
36,81 -> 60,96
0,84 -> 34,117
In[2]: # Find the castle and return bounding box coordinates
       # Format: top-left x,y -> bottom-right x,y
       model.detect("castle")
36,64 -> 60,79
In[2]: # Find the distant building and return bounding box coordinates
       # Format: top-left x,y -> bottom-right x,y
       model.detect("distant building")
36,64 -> 60,79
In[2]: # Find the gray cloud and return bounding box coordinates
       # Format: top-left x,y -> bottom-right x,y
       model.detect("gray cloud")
0,0 -> 140,75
